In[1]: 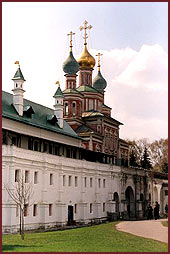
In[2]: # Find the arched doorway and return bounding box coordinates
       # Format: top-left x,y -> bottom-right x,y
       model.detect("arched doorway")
125,186 -> 135,218
113,192 -> 119,215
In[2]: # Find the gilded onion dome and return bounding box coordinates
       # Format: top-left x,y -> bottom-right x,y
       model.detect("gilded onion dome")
63,51 -> 79,75
92,70 -> 107,91
77,45 -> 95,70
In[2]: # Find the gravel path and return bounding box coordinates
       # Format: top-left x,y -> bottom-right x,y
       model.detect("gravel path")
116,219 -> 168,243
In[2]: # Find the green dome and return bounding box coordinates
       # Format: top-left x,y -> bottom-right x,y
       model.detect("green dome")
63,51 -> 79,75
92,70 -> 107,91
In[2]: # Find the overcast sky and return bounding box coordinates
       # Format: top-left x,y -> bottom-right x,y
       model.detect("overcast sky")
2,2 -> 168,142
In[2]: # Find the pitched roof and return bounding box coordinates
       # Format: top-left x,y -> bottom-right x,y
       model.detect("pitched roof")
12,67 -> 26,81
76,124 -> 95,134
76,85 -> 102,94
82,111 -> 103,117
54,86 -> 64,97
2,91 -> 80,140
82,110 -> 123,125
63,88 -> 83,95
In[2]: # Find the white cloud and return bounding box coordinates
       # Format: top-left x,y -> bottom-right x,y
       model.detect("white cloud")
91,44 -> 168,141
115,44 -> 168,91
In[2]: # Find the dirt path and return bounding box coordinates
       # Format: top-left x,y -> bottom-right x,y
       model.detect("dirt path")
116,219 -> 168,243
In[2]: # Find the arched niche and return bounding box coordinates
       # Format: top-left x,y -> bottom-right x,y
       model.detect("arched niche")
125,186 -> 135,218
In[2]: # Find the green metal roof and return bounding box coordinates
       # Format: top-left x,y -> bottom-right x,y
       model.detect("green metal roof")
2,91 -> 80,140
76,85 -> 102,94
12,67 -> 26,81
63,88 -> 83,95
54,86 -> 64,97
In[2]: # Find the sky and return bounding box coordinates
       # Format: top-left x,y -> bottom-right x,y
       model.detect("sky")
2,2 -> 168,142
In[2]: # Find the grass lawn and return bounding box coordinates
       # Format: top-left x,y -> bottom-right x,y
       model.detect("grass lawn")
2,222 -> 168,252
162,220 -> 168,227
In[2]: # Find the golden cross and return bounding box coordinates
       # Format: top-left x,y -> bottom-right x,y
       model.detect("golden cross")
67,31 -> 75,51
56,81 -> 60,87
14,61 -> 20,68
96,52 -> 103,71
79,20 -> 92,45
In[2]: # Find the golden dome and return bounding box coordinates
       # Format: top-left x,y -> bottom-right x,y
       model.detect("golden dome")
77,45 -> 95,70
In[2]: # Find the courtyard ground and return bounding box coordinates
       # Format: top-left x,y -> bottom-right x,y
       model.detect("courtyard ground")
2,221 -> 168,252
116,218 -> 168,243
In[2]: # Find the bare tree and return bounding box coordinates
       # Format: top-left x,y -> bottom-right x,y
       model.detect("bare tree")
4,172 -> 34,240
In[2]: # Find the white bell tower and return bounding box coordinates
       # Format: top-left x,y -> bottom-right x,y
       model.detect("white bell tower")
53,81 -> 64,128
12,61 -> 25,116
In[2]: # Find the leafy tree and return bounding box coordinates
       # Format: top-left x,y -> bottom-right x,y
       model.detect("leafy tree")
150,138 -> 168,172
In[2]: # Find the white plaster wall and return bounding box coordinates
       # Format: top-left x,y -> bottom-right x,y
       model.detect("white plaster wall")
2,145 -> 122,232
3,117 -> 80,148
2,144 -> 168,232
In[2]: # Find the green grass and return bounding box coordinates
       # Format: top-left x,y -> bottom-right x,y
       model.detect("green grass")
2,222 -> 168,252
162,220 -> 168,227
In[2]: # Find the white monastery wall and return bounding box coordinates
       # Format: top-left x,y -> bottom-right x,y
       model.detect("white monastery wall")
2,145 -> 121,232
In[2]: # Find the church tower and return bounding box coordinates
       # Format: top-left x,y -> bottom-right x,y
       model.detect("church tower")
63,31 -> 79,89
12,61 -> 25,116
77,21 -> 95,86
92,53 -> 111,116
62,31 -> 83,130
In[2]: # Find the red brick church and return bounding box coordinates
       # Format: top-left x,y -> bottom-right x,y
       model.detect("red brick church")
58,21 -> 129,166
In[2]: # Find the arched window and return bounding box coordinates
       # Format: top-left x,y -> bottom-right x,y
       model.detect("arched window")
97,125 -> 101,133
65,103 -> 68,116
72,102 -> 76,116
